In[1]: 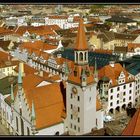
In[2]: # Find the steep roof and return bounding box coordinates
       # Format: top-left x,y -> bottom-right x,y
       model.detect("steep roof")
122,108 -> 140,135
25,83 -> 64,130
75,18 -> 88,51
98,63 -> 134,87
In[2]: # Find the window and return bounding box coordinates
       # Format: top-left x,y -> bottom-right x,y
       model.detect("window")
129,90 -> 132,94
123,85 -> 126,89
117,87 -> 120,91
16,117 -> 18,132
123,92 -> 126,96
111,89 -> 113,93
117,94 -> 119,98
78,96 -> 80,101
78,127 -> 80,132
71,93 -> 73,99
89,97 -> 91,102
96,119 -> 98,126
110,102 -> 113,106
71,104 -> 73,109
71,114 -> 73,119
71,123 -> 72,128
129,96 -> 131,100
130,83 -> 132,87
123,98 -> 125,102
74,125 -> 76,130
110,96 -> 113,100
78,117 -> 80,123
117,100 -> 119,104
79,52 -> 83,61
27,127 -> 30,135
78,107 -> 80,112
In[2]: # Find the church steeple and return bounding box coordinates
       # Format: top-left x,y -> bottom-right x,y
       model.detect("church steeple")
74,18 -> 88,65
75,18 -> 88,51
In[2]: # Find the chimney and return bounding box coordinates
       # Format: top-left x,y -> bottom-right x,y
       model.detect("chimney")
109,61 -> 115,67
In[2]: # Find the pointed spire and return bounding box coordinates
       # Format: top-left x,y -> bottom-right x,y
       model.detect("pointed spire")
11,84 -> 14,103
75,18 -> 88,51
18,63 -> 22,85
31,101 -> 36,121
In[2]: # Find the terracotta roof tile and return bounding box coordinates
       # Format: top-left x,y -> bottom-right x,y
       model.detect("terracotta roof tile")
98,63 -> 134,87
122,108 -> 140,135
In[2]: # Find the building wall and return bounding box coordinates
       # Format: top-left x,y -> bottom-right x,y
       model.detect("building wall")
96,110 -> 104,129
66,82 -> 97,135
107,81 -> 135,114
36,123 -> 64,135
133,73 -> 140,106
0,66 -> 17,76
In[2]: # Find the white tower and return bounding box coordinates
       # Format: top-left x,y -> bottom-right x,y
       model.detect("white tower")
66,18 -> 97,135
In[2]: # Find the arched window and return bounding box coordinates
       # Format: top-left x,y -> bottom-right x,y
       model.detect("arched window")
55,131 -> 60,135
79,52 -> 83,61
27,127 -> 30,135
75,52 -> 78,62
16,117 -> 19,132
21,118 -> 24,135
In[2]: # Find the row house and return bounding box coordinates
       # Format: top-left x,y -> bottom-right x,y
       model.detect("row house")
3,67 -> 65,135
98,61 -> 135,115
45,15 -> 87,29
93,31 -> 138,50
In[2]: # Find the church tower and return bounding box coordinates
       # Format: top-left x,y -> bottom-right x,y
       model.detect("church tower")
66,18 -> 97,135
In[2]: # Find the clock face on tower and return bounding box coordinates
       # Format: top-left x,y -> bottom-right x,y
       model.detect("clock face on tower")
72,86 -> 78,95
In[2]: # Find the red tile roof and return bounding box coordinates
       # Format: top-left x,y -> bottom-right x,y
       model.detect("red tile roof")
13,25 -> 60,36
122,108 -> 140,135
98,63 -> 134,87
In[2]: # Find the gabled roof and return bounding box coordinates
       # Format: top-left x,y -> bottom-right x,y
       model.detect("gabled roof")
98,63 -> 133,87
122,108 -> 140,135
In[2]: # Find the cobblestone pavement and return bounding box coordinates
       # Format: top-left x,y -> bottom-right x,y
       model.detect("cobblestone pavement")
0,118 -> 10,135
104,111 -> 131,136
